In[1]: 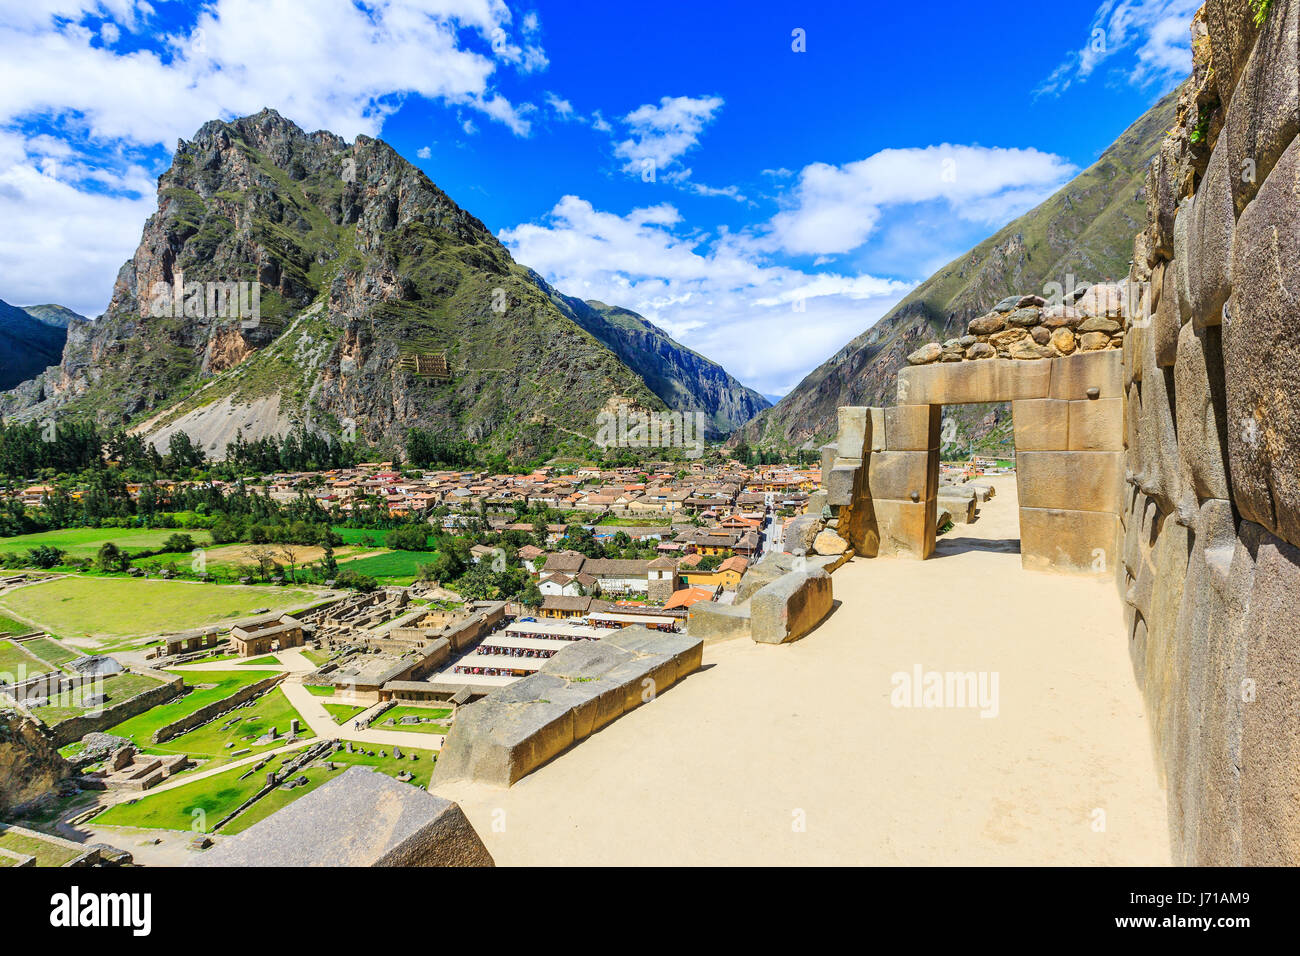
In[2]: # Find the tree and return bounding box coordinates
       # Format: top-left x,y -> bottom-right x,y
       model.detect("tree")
521,578 -> 543,608
279,544 -> 301,583
95,541 -> 128,573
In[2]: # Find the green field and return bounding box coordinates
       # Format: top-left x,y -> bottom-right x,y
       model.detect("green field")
376,705 -> 451,733
323,703 -> 366,724
104,670 -> 278,746
20,636 -> 82,666
92,743 -> 435,833
336,549 -> 435,583
0,613 -> 35,635
0,828 -> 81,866
0,576 -> 321,644
0,527 -> 213,560
30,671 -> 165,725
147,687 -> 310,759
331,526 -> 435,547
90,750 -> 306,832
0,639 -> 54,679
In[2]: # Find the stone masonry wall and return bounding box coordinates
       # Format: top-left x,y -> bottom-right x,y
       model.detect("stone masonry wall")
1119,0 -> 1300,865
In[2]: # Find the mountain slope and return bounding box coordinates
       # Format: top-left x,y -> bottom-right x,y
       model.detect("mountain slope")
16,304 -> 88,329
0,299 -> 70,390
740,86 -> 1180,451
0,110 -> 759,459
528,274 -> 770,436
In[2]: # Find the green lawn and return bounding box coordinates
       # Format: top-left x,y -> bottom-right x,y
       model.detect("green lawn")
0,639 -> 53,679
328,744 -> 437,786
20,636 -> 82,667
90,751 -> 305,832
239,655 -> 280,666
335,549 -> 437,584
0,828 -> 81,866
304,683 -> 335,696
0,576 -> 320,644
0,527 -> 213,560
30,671 -> 165,725
104,670 -> 278,746
331,526 -> 436,548
301,648 -> 333,666
147,687 -> 310,759
0,613 -> 35,635
323,703 -> 366,724
376,705 -> 452,733
221,766 -> 335,833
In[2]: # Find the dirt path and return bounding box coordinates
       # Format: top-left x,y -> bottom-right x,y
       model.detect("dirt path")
438,475 -> 1171,865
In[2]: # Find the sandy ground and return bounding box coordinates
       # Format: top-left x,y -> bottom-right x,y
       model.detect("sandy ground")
439,475 -> 1171,866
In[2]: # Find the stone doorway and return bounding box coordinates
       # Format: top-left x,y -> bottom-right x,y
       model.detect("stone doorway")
824,350 -> 1125,575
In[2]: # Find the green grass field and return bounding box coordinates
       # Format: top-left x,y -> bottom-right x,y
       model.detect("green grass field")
19,636 -> 82,666
147,687 -> 310,759
376,705 -> 451,733
0,613 -> 35,635
0,639 -> 54,679
90,750 -> 306,832
323,703 -> 367,724
335,549 -> 435,583
0,828 -> 81,866
105,670 -> 278,745
239,655 -> 279,666
30,671 -> 165,725
0,576 -> 320,644
0,527 -> 213,560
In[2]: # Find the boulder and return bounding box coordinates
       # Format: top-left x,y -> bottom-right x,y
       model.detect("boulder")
1050,327 -> 1076,355
907,342 -> 942,365
686,600 -> 752,643
968,312 -> 1006,335
965,342 -> 995,360
750,569 -> 834,644
812,530 -> 848,555
783,514 -> 824,554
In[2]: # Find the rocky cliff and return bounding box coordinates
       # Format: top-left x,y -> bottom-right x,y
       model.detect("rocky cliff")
0,711 -> 72,815
739,87 -> 1180,453
1120,0 -> 1300,865
0,110 -> 763,458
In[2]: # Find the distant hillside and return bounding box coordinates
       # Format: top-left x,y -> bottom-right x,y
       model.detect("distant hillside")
0,110 -> 763,459
529,276 -> 770,436
0,299 -> 78,390
739,86 -> 1181,452
17,304 -> 88,329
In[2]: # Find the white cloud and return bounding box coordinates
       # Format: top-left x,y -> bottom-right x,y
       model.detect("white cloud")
544,91 -> 575,119
0,0 -> 549,314
768,144 -> 1076,256
417,146 -> 432,159
613,94 -> 723,176
500,195 -> 913,396
1038,0 -> 1198,96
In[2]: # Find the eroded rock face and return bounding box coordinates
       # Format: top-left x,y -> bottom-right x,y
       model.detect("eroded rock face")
0,713 -> 72,816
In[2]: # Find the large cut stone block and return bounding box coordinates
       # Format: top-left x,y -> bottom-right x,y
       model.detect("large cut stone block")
1204,0 -> 1261,107
819,443 -> 837,486
873,498 -> 936,559
1016,450 -> 1123,514
869,407 -> 887,452
1182,139 -> 1236,328
1067,398 -> 1124,451
1224,0 -> 1299,216
825,457 -> 863,507
1012,399 -> 1069,451
1174,322 -> 1231,501
750,568 -> 833,644
1048,349 -> 1124,400
1136,329 -> 1192,520
687,600 -> 752,643
1226,135 -> 1300,548
1153,255 -> 1183,365
883,404 -> 940,451
937,495 -> 977,524
868,450 -> 936,502
896,359 -> 1049,405
1019,508 -> 1119,574
784,513 -> 824,554
190,767 -> 494,867
1238,525 -> 1300,864
836,406 -> 870,459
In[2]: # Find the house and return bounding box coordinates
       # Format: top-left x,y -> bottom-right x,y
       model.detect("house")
230,613 -> 309,657
680,555 -> 748,591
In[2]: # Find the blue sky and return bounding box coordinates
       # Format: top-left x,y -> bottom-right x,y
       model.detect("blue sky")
0,0 -> 1198,399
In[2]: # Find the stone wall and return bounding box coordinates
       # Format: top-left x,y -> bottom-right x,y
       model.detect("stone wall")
0,712 -> 73,815
151,673 -> 286,745
49,669 -> 184,748
1118,0 -> 1300,865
